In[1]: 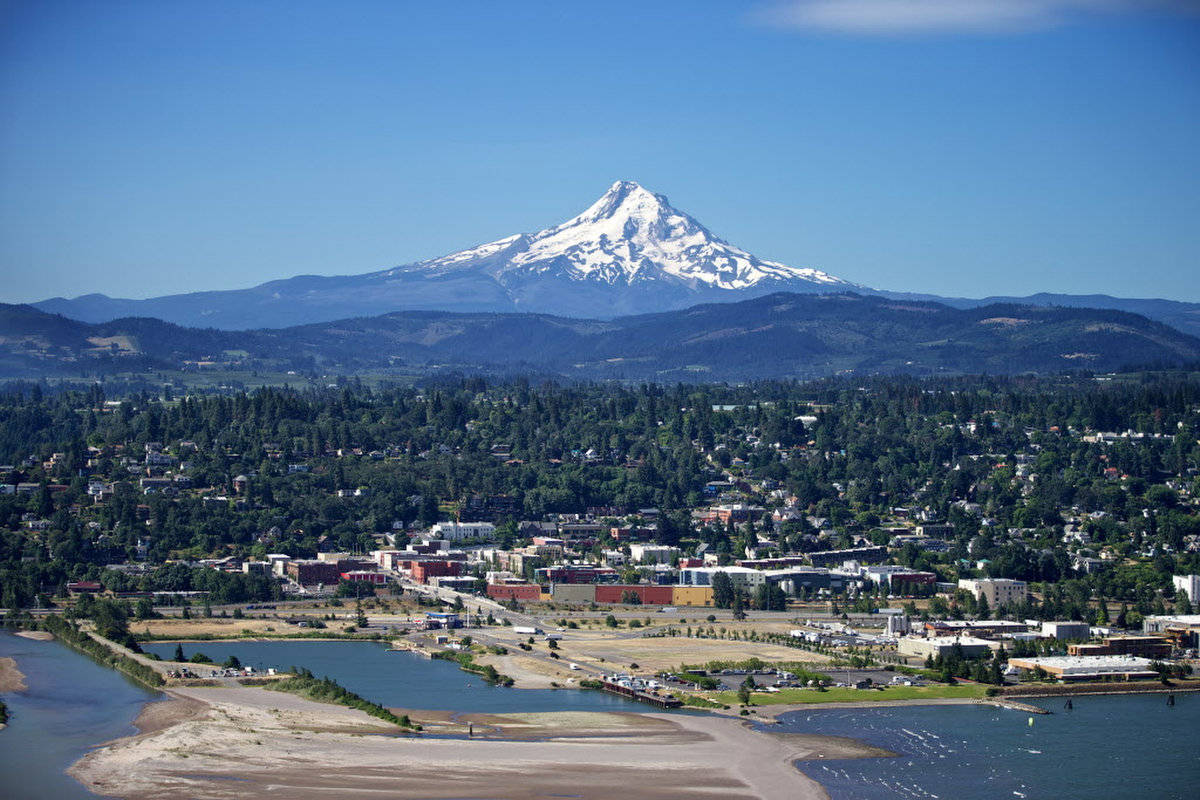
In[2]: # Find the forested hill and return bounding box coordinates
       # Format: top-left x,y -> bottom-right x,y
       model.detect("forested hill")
2,292 -> 1199,380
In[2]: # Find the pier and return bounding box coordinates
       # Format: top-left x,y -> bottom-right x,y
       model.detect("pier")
600,679 -> 683,709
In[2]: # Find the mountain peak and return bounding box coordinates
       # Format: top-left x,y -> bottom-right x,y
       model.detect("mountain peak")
403,180 -> 853,294
584,180 -> 669,221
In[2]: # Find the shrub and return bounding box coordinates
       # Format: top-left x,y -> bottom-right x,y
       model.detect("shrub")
267,667 -> 421,730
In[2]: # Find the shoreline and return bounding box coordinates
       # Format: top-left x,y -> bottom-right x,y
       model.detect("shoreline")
731,696 -> 986,721
1001,682 -> 1200,700
70,686 -> 848,800
134,634 -> 385,644
60,632 -> 1200,798
66,660 -> 1200,800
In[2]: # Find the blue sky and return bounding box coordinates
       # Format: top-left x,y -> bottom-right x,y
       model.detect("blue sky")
1,0 -> 1198,303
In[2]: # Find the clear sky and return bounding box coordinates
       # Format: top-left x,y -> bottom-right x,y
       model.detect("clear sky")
1,0 -> 1198,303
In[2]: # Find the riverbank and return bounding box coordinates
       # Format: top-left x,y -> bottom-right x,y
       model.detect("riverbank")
0,654 -> 26,729
1002,679 -> 1200,700
70,685 -> 849,799
0,630 -> 162,800
734,695 -> 987,721
0,656 -> 27,693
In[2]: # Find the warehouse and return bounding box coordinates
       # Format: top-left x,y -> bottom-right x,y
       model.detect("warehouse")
1007,655 -> 1158,681
897,635 -> 993,660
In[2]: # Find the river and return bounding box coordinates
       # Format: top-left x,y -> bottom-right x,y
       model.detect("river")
5,633 -> 1199,800
776,692 -> 1200,800
0,631 -> 159,800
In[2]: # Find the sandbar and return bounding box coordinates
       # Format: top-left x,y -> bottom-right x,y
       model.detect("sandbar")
0,656 -> 27,693
69,685 -> 855,799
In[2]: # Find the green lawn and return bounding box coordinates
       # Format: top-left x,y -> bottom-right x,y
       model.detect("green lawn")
710,683 -> 988,706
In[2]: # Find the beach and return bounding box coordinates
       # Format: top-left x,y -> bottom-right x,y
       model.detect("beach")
68,685 -> 884,800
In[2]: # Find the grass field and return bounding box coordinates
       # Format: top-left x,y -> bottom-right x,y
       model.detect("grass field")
710,683 -> 988,706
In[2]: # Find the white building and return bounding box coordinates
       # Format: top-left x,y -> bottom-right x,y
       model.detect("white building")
629,544 -> 679,565
678,566 -> 765,590
1172,575 -> 1200,604
430,522 -> 496,542
958,578 -> 1027,608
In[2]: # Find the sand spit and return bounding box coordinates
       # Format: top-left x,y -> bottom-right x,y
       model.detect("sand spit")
0,656 -> 27,694
13,630 -> 53,641
70,686 -> 845,799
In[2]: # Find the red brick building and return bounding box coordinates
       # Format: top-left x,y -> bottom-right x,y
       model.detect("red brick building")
487,583 -> 542,601
286,560 -> 342,585
412,560 -> 463,584
594,584 -> 674,605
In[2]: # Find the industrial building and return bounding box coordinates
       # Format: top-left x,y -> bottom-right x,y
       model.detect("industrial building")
897,635 -> 993,660
924,619 -> 1029,638
1007,655 -> 1158,681
1142,614 -> 1200,650
545,583 -> 714,606
1066,635 -> 1171,659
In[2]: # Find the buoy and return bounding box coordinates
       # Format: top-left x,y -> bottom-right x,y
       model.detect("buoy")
1167,694 -> 1175,707
1064,699 -> 1072,710
1028,716 -> 1034,726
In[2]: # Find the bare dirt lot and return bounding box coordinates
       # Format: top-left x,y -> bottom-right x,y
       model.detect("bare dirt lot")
517,628 -> 834,673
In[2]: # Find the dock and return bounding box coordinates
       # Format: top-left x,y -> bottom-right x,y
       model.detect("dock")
600,679 -> 683,709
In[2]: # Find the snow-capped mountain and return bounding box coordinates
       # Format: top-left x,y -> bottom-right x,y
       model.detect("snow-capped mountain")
398,180 -> 850,294
35,181 -> 856,328
27,180 -> 1200,337
29,180 -> 848,330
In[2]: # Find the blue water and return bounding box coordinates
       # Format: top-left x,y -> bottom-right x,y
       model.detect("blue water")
142,639 -> 647,713
0,631 -> 159,800
9,633 -> 1200,800
777,694 -> 1200,800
